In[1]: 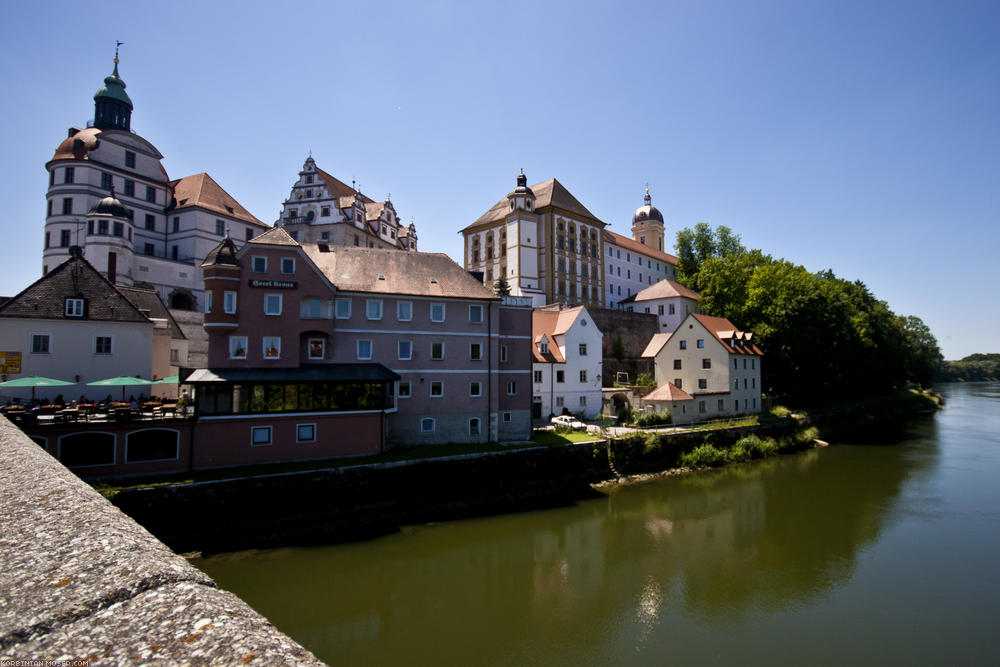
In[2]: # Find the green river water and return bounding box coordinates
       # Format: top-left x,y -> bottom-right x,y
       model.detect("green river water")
198,382 -> 1000,666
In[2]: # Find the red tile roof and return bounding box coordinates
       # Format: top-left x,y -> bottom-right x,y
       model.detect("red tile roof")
170,173 -> 266,227
691,313 -> 763,355
628,279 -> 700,303
643,382 -> 693,402
603,230 -> 678,265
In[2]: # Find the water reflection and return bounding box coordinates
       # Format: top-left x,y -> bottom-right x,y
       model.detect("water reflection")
200,407 -> 956,666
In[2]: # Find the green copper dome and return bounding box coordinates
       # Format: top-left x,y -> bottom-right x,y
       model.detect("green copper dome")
93,63 -> 133,109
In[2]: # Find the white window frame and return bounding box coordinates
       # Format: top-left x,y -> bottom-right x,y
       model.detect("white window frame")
506,381 -> 517,396
397,301 -> 413,321
430,380 -> 444,398
229,336 -> 248,359
335,298 -> 351,319
205,291 -> 212,314
357,339 -> 373,360
533,370 -> 542,383
469,342 -> 482,361
223,291 -> 237,314
469,381 -> 482,397
579,343 -> 587,356
280,257 -> 296,275
468,304 -> 483,323
500,345 -> 507,363
430,302 -> 445,322
94,335 -> 113,355
366,299 -> 383,321
65,298 -> 84,317
251,256 -> 267,273
262,336 -> 281,360
307,338 -> 325,360
397,381 -> 411,398
250,426 -> 272,446
421,418 -> 435,433
264,293 -> 282,316
398,340 -> 412,360
296,423 -> 316,443
430,341 -> 444,360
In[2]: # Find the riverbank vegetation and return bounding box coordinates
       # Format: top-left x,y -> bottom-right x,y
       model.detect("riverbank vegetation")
674,224 -> 942,405
935,353 -> 1000,382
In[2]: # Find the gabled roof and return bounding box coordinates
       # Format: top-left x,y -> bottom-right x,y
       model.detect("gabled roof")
117,286 -> 186,340
464,178 -> 604,231
364,201 -> 387,222
532,306 -> 590,363
691,313 -> 763,356
641,333 -> 673,358
603,230 -> 678,266
300,245 -> 495,300
246,226 -> 299,247
532,332 -> 564,363
0,254 -> 149,324
315,168 -> 375,205
170,173 -> 266,227
644,382 -> 693,402
624,279 -> 700,304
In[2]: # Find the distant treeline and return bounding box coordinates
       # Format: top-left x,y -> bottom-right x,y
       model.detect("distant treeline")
935,354 -> 1000,382
674,223 -> 942,406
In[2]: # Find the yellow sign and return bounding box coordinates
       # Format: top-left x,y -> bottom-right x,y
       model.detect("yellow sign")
0,351 -> 22,374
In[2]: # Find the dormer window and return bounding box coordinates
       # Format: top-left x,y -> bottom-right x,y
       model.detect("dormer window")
65,298 -> 84,317
539,339 -> 548,354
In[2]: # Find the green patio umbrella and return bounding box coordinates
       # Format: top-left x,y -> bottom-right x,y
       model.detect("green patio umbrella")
0,375 -> 75,401
86,375 -> 154,401
153,375 -> 179,384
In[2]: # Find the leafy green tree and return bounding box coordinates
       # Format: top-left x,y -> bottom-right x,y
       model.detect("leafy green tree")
675,223 -> 746,288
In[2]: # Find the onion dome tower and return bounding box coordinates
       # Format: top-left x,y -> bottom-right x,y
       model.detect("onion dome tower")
631,186 -> 665,252
84,189 -> 135,285
93,43 -> 133,131
506,169 -> 536,212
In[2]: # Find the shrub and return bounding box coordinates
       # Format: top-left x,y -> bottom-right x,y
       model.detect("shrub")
636,372 -> 656,387
726,443 -> 751,463
680,443 -> 725,468
553,424 -> 572,435
633,410 -> 672,427
770,405 -> 792,418
643,432 -> 662,454
617,408 -> 633,425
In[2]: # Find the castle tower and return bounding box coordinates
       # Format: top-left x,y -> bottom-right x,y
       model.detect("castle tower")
83,192 -> 135,286
502,171 -> 543,302
631,187 -> 665,252
93,44 -> 133,131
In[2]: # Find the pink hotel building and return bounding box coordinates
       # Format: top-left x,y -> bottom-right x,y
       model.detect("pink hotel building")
182,227 -> 532,466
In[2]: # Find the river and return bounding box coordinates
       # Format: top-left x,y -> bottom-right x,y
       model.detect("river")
197,382 -> 1000,665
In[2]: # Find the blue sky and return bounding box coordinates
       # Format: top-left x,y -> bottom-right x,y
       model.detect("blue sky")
2,0 -> 997,360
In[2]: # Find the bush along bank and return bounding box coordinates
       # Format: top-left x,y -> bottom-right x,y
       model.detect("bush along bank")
110,390 -> 939,553
605,388 -> 941,478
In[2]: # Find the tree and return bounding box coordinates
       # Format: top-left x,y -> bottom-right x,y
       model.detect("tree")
674,223 -> 746,289
492,274 -> 511,296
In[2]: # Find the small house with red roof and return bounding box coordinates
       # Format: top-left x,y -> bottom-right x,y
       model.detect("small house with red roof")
531,305 -> 604,419
618,278 -> 701,333
641,313 -> 762,423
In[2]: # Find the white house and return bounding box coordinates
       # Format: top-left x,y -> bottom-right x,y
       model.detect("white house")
531,305 -> 604,419
619,279 -> 700,332
641,313 -> 762,423
0,251 -> 160,403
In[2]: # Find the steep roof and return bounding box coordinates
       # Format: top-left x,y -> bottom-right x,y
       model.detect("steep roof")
532,306 -> 589,363
641,333 -> 673,358
603,230 -> 678,265
624,279 -> 700,304
316,168 -> 374,205
644,382 -> 693,402
201,237 -> 241,267
691,313 -> 763,356
464,178 -> 604,231
300,245 -> 496,300
0,254 -> 149,324
170,173 -> 266,227
117,286 -> 186,339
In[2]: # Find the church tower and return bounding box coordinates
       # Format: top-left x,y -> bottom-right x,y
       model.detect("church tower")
502,171 -> 543,303
631,187 -> 666,252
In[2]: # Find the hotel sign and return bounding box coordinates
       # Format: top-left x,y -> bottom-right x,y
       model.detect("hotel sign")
248,279 -> 298,289
0,351 -> 22,374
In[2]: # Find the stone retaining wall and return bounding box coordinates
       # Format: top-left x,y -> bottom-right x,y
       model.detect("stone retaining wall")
0,416 -> 324,665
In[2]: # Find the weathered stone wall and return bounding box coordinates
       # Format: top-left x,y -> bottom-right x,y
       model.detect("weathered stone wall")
0,416 -> 324,665
590,307 -> 659,384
